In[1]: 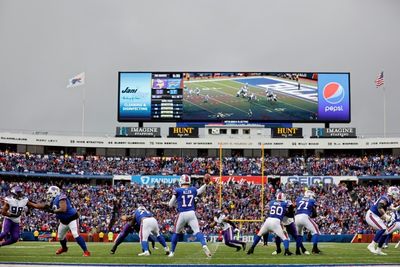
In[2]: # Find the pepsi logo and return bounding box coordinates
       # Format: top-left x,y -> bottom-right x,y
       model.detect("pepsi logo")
323,82 -> 345,104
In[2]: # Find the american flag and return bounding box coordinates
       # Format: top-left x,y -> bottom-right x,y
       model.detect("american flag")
375,71 -> 384,88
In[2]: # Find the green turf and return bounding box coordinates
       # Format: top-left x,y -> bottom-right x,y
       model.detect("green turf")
183,78 -> 317,121
0,242 -> 399,265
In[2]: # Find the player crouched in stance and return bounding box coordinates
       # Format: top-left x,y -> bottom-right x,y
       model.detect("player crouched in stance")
247,192 -> 293,256
119,205 -> 169,256
211,208 -> 246,251
366,186 -> 399,255
295,190 -> 321,254
46,186 -> 91,257
273,198 -> 309,255
168,174 -> 212,258
0,186 -> 48,247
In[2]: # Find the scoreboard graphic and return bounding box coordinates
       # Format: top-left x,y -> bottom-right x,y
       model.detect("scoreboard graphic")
118,72 -> 350,123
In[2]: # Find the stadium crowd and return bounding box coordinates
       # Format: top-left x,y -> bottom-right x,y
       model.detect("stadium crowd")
0,177 -> 389,237
1,151 -> 400,176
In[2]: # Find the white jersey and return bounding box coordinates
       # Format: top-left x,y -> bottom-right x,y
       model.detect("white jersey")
214,214 -> 231,231
4,196 -> 28,223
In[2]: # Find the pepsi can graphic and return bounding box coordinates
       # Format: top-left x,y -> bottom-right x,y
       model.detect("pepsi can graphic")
318,73 -> 350,121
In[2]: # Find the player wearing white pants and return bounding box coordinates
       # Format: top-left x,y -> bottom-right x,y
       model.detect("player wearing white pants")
295,213 -> 320,236
58,219 -> 80,240
295,190 -> 321,254
173,210 -> 200,234
140,217 -> 161,242
168,174 -> 211,258
247,192 -> 293,256
365,187 -> 399,255
259,217 -> 288,241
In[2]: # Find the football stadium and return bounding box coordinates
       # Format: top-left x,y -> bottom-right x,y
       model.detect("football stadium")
1,1 -> 400,267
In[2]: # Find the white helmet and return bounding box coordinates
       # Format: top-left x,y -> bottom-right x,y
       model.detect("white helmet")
47,186 -> 61,200
179,174 -> 191,186
276,192 -> 286,202
388,186 -> 399,199
304,190 -> 315,199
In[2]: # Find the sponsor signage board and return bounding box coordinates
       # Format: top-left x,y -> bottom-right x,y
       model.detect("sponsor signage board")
168,127 -> 199,138
312,128 -> 356,138
281,176 -> 358,186
271,128 -> 303,138
116,127 -> 161,137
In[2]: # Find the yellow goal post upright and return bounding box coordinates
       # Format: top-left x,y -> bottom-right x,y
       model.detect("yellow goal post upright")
217,143 -> 266,231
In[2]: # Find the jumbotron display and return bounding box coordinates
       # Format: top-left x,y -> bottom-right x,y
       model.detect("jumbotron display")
118,72 -> 350,123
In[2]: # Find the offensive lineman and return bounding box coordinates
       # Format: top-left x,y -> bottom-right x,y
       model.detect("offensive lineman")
168,174 -> 211,258
294,190 -> 321,254
366,186 -> 399,255
46,186 -> 91,256
247,192 -> 293,256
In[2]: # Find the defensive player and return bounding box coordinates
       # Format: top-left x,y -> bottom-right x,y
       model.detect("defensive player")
0,186 -> 48,247
46,185 -> 91,256
294,190 -> 321,254
212,209 -> 246,251
366,186 -> 399,255
247,192 -> 293,256
273,199 -> 309,255
168,174 -> 211,258
122,205 -> 169,256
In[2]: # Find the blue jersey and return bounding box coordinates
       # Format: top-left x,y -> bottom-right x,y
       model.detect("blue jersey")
369,195 -> 392,217
268,200 -> 289,221
51,193 -> 77,223
174,187 -> 198,212
134,208 -> 153,225
295,196 -> 316,216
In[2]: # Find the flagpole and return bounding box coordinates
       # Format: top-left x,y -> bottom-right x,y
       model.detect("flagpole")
81,86 -> 86,136
383,85 -> 386,137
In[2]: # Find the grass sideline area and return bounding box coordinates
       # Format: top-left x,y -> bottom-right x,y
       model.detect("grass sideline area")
0,242 -> 399,265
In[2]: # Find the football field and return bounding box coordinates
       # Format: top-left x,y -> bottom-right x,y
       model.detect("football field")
183,77 -> 318,121
0,242 -> 399,266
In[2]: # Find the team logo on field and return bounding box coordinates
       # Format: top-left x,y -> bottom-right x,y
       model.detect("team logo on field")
323,82 -> 345,104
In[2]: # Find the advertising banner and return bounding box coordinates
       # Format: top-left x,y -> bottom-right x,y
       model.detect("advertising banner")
271,128 -> 303,138
211,176 -> 278,185
168,127 -> 199,138
116,127 -> 161,137
312,128 -> 357,138
131,175 -> 180,185
281,176 -> 358,186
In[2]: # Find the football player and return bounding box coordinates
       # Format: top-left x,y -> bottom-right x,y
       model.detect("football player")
273,198 -> 309,255
110,215 -> 158,255
212,209 -> 246,251
123,205 -> 169,256
0,186 -> 48,247
46,186 -> 91,257
294,190 -> 321,254
247,192 -> 293,256
168,174 -> 211,258
366,186 -> 399,255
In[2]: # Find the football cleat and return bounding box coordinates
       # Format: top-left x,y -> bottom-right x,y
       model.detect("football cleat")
383,244 -> 388,249
312,248 -> 321,254
55,247 -> 68,255
375,248 -> 387,256
284,250 -> 293,256
138,251 -> 150,256
168,252 -> 175,258
164,246 -> 170,255
242,243 -> 246,251
236,246 -> 241,252
83,251 -> 91,257
203,245 -> 211,258
304,250 -> 310,255
367,243 -> 377,254
110,250 -> 115,255
247,247 -> 255,255
295,249 -> 301,255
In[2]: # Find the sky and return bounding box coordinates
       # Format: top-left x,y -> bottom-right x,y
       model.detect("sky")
0,0 -> 399,137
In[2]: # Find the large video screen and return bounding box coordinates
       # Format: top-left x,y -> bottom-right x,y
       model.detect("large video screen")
118,72 -> 350,123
